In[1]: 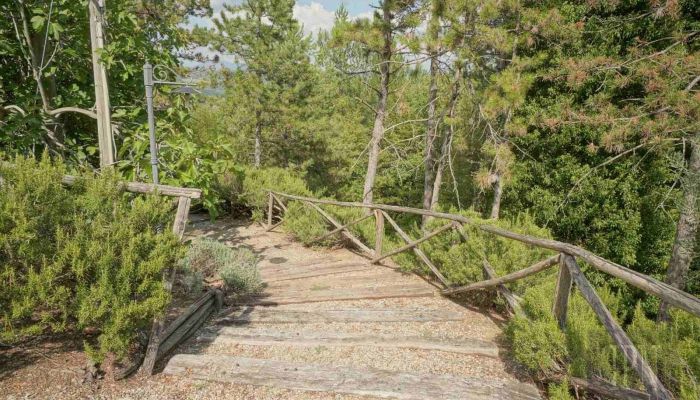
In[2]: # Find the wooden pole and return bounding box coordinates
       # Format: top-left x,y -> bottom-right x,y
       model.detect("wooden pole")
304,201 -> 373,255
310,214 -> 373,243
443,254 -> 560,295
372,222 -> 453,264
88,0 -> 114,168
374,209 -> 384,259
553,253 -> 573,329
267,192 -> 274,229
381,211 -> 450,287
482,259 -> 523,317
563,255 -> 673,400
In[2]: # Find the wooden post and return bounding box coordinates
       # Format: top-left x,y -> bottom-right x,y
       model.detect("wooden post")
372,222 -> 453,264
563,255 -> 673,400
141,195 -> 192,375
267,192 -> 274,228
88,0 -> 114,168
553,253 -> 572,330
482,259 -> 523,317
374,209 -> 383,260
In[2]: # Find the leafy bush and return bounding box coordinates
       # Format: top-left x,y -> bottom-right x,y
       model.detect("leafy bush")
232,167 -> 313,221
0,155 -> 182,362
181,238 -> 262,295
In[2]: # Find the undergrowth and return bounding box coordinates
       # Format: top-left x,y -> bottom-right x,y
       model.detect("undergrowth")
0,155 -> 182,362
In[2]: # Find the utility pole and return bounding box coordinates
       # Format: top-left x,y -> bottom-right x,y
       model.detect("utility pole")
88,0 -> 115,168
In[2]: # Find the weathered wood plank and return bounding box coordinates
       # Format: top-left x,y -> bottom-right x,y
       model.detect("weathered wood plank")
172,196 -> 191,240
219,308 -> 467,324
273,191 -> 700,317
61,174 -> 201,198
569,377 -> 650,400
372,222 -> 454,264
258,257 -> 343,270
381,211 -> 450,287
304,201 -> 374,255
164,355 -> 542,400
552,254 -> 572,329
265,272 -> 410,291
266,192 -> 274,229
240,284 -> 435,306
203,328 -> 500,357
563,255 -> 672,400
443,255 -> 559,295
262,263 -> 371,283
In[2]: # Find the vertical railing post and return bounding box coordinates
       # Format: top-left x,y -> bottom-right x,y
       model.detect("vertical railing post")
374,209 -> 384,260
553,252 -> 573,329
267,192 -> 274,228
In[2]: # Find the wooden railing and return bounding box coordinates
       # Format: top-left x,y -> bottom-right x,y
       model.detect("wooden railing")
267,190 -> 700,400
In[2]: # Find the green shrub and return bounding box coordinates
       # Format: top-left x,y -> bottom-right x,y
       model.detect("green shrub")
232,167 -> 313,220
283,201 -> 332,246
181,238 -> 262,295
0,155 -> 181,362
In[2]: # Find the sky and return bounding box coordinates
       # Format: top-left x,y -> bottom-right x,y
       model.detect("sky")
187,1 -> 375,36
184,1 -> 375,69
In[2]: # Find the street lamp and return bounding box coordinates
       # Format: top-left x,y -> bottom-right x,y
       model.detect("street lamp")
143,62 -> 201,184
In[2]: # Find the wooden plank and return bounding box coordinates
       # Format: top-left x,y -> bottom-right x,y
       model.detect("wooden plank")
259,257 -> 347,271
381,211 -> 450,287
569,377 -> 650,400
443,255 -> 560,295
61,174 -> 201,198
219,308 -> 467,324
374,209 -> 384,259
203,328 -> 500,358
273,192 -> 700,317
261,263 -> 371,283
563,255 -> 672,400
164,355 -> 542,400
240,284 -> 435,306
482,259 -> 523,317
310,214 -> 373,243
265,271 -> 406,290
552,253 -> 572,329
372,222 -> 454,264
265,218 -> 284,232
304,201 -> 373,256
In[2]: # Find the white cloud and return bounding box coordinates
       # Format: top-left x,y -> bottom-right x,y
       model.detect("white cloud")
293,2 -> 336,36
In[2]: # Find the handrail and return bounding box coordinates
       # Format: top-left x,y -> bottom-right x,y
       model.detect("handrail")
267,190 -> 695,400
62,174 -> 202,199
271,191 -> 700,318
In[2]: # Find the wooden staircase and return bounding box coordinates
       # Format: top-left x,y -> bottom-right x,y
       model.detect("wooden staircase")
162,220 -> 542,400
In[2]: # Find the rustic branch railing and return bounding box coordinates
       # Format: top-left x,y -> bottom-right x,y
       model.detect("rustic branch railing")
266,190 -> 700,400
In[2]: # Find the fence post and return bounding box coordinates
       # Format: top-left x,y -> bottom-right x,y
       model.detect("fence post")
374,209 -> 383,260
267,192 -> 274,228
553,252 -> 572,329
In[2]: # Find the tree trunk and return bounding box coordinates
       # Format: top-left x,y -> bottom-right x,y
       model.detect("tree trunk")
659,135 -> 700,320
88,0 -> 114,168
362,3 -> 392,207
254,110 -> 262,168
431,115 -> 453,211
490,173 -> 502,219
421,1 -> 442,227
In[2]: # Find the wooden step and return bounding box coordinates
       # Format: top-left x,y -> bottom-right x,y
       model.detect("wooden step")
199,327 -> 500,357
243,284 -> 435,306
164,355 -> 542,400
265,271 -> 413,291
219,308 -> 467,324
262,262 -> 372,283
259,257 -> 344,271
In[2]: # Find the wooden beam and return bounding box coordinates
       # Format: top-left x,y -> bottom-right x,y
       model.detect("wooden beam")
265,218 -> 285,232
270,192 -> 288,212
372,222 -> 454,264
442,255 -> 560,295
310,214 -> 373,243
272,191 -> 700,317
482,259 -> 523,317
563,255 -> 672,400
374,209 -> 384,259
569,377 -> 650,400
61,175 -> 201,198
89,0 -> 114,168
553,253 -> 573,330
304,201 -> 373,256
381,211 -> 450,287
